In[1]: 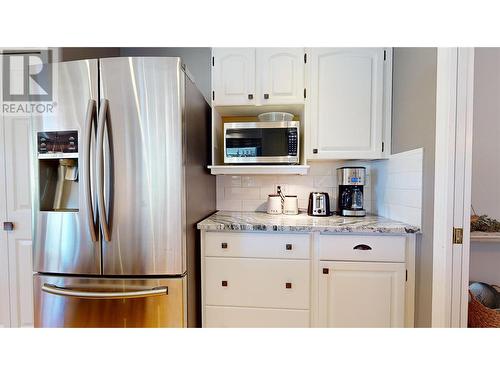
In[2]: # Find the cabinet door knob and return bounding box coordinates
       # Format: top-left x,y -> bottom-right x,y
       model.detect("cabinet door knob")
312,149 -> 318,154
221,242 -> 228,249
353,244 -> 372,251
285,244 -> 292,250
221,280 -> 228,287
285,282 -> 292,289
322,268 -> 329,274
248,94 -> 254,100
264,93 -> 269,99
3,222 -> 14,231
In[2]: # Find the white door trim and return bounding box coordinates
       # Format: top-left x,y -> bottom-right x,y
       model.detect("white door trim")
432,47 -> 475,328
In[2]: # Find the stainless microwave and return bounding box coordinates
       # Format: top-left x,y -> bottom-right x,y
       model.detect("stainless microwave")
223,121 -> 300,164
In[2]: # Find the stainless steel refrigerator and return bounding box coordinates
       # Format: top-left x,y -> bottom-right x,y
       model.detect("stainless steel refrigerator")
31,57 -> 215,327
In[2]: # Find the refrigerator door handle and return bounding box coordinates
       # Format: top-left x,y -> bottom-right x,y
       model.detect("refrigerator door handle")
84,99 -> 98,242
42,283 -> 168,299
96,99 -> 111,241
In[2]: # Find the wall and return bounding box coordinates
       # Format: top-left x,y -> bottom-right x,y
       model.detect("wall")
57,47 -> 121,61
120,48 -> 211,103
469,47 -> 500,285
391,48 -> 437,327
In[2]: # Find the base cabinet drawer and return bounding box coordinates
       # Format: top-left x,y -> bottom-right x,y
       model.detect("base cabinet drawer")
205,232 -> 311,259
205,306 -> 310,328
320,234 -> 406,262
205,257 -> 310,309
319,261 -> 405,327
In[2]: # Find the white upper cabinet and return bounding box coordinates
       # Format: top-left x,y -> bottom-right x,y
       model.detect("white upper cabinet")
257,48 -> 305,105
306,48 -> 391,160
212,48 -> 305,106
212,48 -> 256,106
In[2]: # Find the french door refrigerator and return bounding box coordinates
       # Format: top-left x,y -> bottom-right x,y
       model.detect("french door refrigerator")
31,57 -> 215,327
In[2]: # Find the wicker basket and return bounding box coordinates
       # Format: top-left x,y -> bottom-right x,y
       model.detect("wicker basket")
468,285 -> 500,328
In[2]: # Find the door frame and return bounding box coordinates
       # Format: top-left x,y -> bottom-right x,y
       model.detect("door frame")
431,47 -> 475,328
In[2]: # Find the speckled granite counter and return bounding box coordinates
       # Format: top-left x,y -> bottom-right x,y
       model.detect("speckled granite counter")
197,211 -> 420,234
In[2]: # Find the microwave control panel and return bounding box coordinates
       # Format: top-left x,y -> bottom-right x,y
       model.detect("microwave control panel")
287,128 -> 298,156
38,131 -> 78,154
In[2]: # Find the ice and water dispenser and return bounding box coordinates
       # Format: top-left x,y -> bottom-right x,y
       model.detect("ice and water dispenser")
37,131 -> 79,211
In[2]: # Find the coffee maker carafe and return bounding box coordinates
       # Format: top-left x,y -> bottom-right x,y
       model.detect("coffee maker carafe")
337,167 -> 366,217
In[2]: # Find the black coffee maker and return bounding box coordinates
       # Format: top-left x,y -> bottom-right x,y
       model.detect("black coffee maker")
337,167 -> 366,217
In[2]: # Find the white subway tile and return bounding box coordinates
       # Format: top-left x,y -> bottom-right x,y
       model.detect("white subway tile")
220,175 -> 242,187
314,175 -> 336,188
217,200 -> 242,211
241,175 -> 277,188
308,161 -> 335,176
276,175 -> 314,186
224,187 -> 260,200
242,199 -> 268,212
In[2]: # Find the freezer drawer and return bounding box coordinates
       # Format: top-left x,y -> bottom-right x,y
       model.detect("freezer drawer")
34,275 -> 186,328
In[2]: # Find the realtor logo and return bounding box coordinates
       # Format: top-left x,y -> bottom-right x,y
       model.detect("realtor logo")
2,49 -> 57,115
2,50 -> 52,101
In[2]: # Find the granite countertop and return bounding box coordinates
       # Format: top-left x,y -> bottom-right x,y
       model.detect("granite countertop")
197,211 -> 420,234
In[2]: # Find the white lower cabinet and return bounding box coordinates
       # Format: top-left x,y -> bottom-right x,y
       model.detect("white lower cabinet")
205,306 -> 309,328
202,232 -> 311,328
318,261 -> 405,328
318,234 -> 408,328
201,231 -> 413,328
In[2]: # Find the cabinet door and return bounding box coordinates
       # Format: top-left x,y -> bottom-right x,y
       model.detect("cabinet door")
319,261 -> 405,328
212,48 -> 255,106
3,116 -> 34,328
257,48 -> 304,104
307,48 -> 387,159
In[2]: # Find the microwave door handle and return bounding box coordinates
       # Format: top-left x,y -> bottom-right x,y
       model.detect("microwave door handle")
42,283 -> 168,299
84,99 -> 98,242
96,99 -> 112,242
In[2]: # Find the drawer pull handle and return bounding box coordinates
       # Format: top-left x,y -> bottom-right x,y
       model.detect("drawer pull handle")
353,244 -> 372,251
285,244 -> 292,250
221,280 -> 228,287
285,282 -> 292,289
322,268 -> 329,274
221,242 -> 228,249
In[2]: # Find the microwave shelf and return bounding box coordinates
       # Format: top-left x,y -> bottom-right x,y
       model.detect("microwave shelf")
207,165 -> 310,176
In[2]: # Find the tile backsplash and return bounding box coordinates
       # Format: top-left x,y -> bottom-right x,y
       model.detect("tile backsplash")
215,149 -> 423,226
216,161 -> 372,213
370,148 -> 423,227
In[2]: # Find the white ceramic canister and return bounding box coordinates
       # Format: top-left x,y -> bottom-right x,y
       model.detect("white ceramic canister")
283,195 -> 299,215
267,194 -> 282,214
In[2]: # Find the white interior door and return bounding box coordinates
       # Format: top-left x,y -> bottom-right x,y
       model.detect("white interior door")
3,116 -> 34,328
432,48 -> 474,328
0,61 -> 12,327
257,48 -> 304,104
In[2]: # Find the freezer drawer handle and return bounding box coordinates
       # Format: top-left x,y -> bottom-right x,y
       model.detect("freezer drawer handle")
41,283 -> 168,299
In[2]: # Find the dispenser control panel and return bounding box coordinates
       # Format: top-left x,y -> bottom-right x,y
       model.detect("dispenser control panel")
38,131 -> 78,155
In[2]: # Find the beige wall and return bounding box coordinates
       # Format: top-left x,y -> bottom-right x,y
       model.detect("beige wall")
57,47 -> 121,61
392,47 -> 437,327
